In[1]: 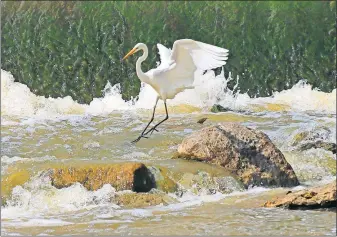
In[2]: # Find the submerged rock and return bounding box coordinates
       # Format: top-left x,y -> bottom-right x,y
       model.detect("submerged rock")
215,176 -> 245,193
178,172 -> 217,195
46,163 -> 155,192
114,192 -> 175,208
291,126 -> 336,154
291,126 -> 332,145
177,171 -> 244,195
176,123 -> 299,188
264,181 -> 336,210
298,141 -> 336,154
153,159 -> 244,195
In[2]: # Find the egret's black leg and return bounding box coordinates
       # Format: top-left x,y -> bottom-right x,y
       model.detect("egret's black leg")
144,101 -> 169,136
132,97 -> 159,143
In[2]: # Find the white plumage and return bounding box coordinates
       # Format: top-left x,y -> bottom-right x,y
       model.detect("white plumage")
152,39 -> 229,99
156,43 -> 172,69
122,39 -> 229,142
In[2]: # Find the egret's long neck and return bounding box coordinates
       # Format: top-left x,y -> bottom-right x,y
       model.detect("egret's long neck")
136,45 -> 149,83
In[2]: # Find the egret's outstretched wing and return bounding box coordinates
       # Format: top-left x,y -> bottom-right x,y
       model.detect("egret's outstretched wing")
170,39 -> 229,71
156,43 -> 172,69
164,39 -> 229,91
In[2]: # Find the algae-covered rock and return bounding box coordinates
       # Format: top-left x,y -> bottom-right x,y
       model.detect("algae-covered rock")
211,104 -> 229,113
177,123 -> 299,188
46,163 -> 155,192
114,192 -> 167,208
148,166 -> 178,193
210,104 -> 246,113
291,131 -> 310,146
264,181 -> 336,210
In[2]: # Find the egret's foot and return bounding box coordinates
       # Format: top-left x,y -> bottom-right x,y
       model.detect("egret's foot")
149,128 -> 158,135
150,127 -> 159,135
131,134 -> 149,143
144,127 -> 159,136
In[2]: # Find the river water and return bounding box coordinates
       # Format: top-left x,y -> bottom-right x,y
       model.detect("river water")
1,69 -> 336,235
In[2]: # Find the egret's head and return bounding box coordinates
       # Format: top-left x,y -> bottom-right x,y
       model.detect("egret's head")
122,43 -> 144,61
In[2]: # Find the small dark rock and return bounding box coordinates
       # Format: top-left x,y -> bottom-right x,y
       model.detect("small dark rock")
197,118 -> 208,124
210,104 -> 246,114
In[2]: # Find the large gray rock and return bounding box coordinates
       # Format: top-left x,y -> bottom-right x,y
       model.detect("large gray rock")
176,123 -> 299,188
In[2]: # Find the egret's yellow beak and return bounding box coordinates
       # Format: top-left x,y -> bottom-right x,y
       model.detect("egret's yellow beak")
122,48 -> 137,61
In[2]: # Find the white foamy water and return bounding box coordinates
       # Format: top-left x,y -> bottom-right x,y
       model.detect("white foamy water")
251,80 -> 336,114
1,172 -> 268,222
1,69 -> 336,119
2,181 -> 119,219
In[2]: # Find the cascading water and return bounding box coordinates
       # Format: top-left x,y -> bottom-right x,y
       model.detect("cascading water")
1,69 -> 336,235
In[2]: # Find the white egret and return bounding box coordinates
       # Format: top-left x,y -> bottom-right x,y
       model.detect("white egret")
122,39 -> 229,143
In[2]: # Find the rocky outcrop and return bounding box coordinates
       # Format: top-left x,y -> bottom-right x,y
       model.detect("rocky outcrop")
176,123 -> 299,188
45,163 -> 156,192
264,181 -> 336,210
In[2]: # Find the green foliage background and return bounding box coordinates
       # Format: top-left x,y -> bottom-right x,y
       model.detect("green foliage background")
1,1 -> 336,104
